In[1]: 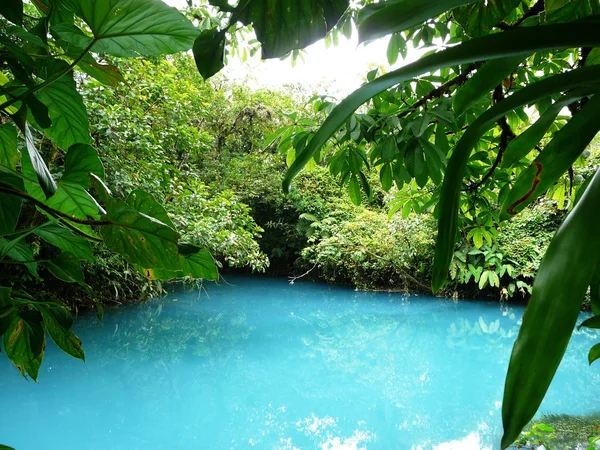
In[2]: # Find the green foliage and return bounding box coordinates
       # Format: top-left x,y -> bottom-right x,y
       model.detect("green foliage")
0,0 -> 216,382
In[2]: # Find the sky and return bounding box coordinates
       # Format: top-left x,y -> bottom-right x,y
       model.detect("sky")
164,0 -> 422,98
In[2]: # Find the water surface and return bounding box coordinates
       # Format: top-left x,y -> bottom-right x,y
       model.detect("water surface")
2,276 -> 599,449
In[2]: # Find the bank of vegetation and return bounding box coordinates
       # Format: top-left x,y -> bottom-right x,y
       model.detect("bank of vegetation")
13,54 -> 596,310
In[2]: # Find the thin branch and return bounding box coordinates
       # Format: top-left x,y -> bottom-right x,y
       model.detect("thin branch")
397,61 -> 485,119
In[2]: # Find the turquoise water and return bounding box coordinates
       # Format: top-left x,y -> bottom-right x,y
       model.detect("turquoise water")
2,276 -> 600,449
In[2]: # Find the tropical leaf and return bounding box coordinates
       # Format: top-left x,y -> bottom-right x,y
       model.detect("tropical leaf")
453,55 -> 525,116
126,189 -> 174,229
501,93 -> 600,219
56,0 -> 199,56
43,252 -> 86,285
61,144 -> 104,188
34,224 -> 93,261
453,0 -> 522,37
34,61 -> 92,149
23,123 -> 57,199
283,20 -> 600,193
357,0 -> 483,42
501,168 -> 600,449
432,72 -> 600,293
0,0 -> 23,26
235,0 -> 349,59
39,305 -> 85,360
193,29 -> 226,80
3,311 -> 45,380
0,123 -> 19,170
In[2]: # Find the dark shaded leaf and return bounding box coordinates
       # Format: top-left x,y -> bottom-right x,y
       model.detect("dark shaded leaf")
62,144 -> 104,188
39,305 -> 84,360
193,29 -> 226,80
23,123 -> 57,199
44,252 -> 86,285
3,311 -> 45,380
358,0 -> 482,42
0,0 -> 23,25
236,0 -> 349,59
454,0 -> 521,37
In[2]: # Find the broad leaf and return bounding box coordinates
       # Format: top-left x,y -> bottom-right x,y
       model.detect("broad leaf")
454,0 -> 522,37
501,93 -> 600,219
34,224 -> 93,261
0,0 -> 23,25
0,194 -> 21,235
501,168 -> 600,449
283,20 -> 600,193
235,0 -> 349,59
358,0 -> 483,42
589,343 -> 600,365
126,190 -> 174,229
181,248 -> 218,280
44,252 -> 86,285
3,311 -> 45,380
57,0 -> 199,56
46,182 -> 101,235
62,144 -> 104,188
34,61 -> 92,149
0,239 -> 38,277
193,29 -> 225,80
0,123 -> 19,170
100,198 -> 180,270
39,306 -> 85,360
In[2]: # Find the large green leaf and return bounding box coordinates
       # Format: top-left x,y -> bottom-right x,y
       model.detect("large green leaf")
145,245 -> 218,281
39,305 -> 84,360
453,55 -> 525,116
0,0 -> 23,26
34,224 -> 93,261
0,239 -> 38,277
453,0 -> 522,37
501,168 -> 600,449
501,93 -> 600,219
95,181 -> 180,269
193,29 -> 225,80
57,0 -> 199,56
34,61 -> 92,149
235,0 -> 349,59
3,311 -> 45,380
62,144 -> 104,188
43,252 -> 86,285
501,91 -> 585,169
282,20 -> 600,192
126,189 -> 174,229
0,123 -> 19,170
46,182 -> 101,234
0,193 -> 21,235
357,0 -> 483,42
432,75 -> 600,292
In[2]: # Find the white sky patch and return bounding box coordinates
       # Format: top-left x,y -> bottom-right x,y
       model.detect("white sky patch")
164,0 -> 424,97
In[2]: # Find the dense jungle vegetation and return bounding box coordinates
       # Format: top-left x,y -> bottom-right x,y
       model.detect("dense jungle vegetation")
2,0 -> 600,447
